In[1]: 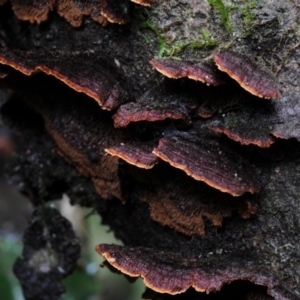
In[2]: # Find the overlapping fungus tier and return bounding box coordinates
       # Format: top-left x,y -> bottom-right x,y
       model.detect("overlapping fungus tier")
96,244 -> 298,299
152,128 -> 260,196
0,49 -> 129,110
150,59 -> 224,86
113,89 -> 195,128
138,167 -> 257,236
13,74 -> 132,201
213,51 -> 281,99
1,0 -> 154,26
9,0 -> 54,24
105,142 -> 159,169
206,93 -> 300,147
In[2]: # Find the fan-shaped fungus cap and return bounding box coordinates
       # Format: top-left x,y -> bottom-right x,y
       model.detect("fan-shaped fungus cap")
0,49 -> 129,110
206,93 -> 300,146
213,51 -> 281,99
101,0 -> 130,24
10,0 -> 55,24
131,0 -> 154,6
152,132 -> 260,196
105,142 -> 159,169
4,0 -> 151,26
95,244 -> 299,299
150,59 -> 224,86
113,90 -> 191,128
139,170 -> 257,236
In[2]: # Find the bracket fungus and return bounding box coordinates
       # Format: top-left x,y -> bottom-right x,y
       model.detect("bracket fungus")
152,128 -> 260,196
112,88 -> 193,128
105,142 -> 159,169
1,0 -> 155,26
0,0 -> 300,299
213,51 -> 281,100
96,244 -> 299,300
0,49 -> 129,110
150,59 -> 224,86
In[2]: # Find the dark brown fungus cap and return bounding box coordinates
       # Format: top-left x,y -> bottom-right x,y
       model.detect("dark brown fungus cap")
7,74 -> 129,201
10,0 -> 55,24
113,89 -> 191,128
208,126 -> 275,148
101,0 -> 130,24
206,94 -> 300,146
105,142 -> 159,169
152,130 -> 260,196
138,170 -> 257,236
150,59 -> 224,86
95,244 -> 299,299
56,0 -> 92,27
131,0 -> 154,6
213,51 -> 281,99
0,49 -> 129,110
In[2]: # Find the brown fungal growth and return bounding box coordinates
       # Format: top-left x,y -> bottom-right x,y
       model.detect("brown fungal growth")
56,0 -> 92,27
0,49 -> 129,110
10,0 -> 55,24
152,128 -> 260,196
206,94 -> 300,147
208,125 -> 275,148
138,167 -> 257,236
105,142 -> 159,169
100,0 -> 130,24
113,89 -> 192,128
131,0 -> 154,6
96,244 -> 298,299
213,51 -> 281,99
4,0 -> 153,26
150,59 -> 224,86
5,73 -> 130,201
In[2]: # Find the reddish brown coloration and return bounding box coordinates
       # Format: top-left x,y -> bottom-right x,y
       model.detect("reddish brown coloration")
0,49 -> 128,110
205,94 -> 300,147
0,131 -> 14,158
105,143 -> 159,169
4,0 -> 153,26
56,0 -> 91,27
113,90 -> 191,128
138,170 -> 257,236
12,74 -> 130,201
96,244 -> 298,299
150,59 -> 224,86
131,0 -> 154,6
213,51 -> 281,99
101,0 -> 130,24
208,126 -> 275,148
10,0 -> 55,24
153,133 -> 260,196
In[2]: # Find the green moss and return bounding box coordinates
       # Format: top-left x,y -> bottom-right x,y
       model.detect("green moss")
207,0 -> 238,32
241,0 -> 260,36
140,19 -> 217,57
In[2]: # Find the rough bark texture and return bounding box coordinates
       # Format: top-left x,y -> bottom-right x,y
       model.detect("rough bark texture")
0,0 -> 300,299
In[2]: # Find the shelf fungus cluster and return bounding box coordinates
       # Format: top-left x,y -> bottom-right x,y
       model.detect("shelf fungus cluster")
0,1 -> 300,299
0,0 -> 155,26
